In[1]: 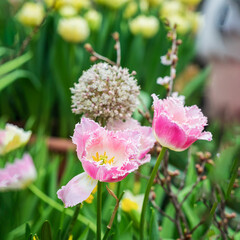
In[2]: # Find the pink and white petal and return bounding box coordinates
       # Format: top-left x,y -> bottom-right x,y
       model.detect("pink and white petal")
81,156 -> 139,183
138,127 -> 155,159
198,131 -> 212,141
57,172 -> 98,208
0,154 -> 37,190
109,161 -> 139,182
152,94 -> 164,118
153,114 -> 187,151
136,154 -> 151,165
180,136 -> 197,152
72,118 -> 101,159
106,118 -> 140,131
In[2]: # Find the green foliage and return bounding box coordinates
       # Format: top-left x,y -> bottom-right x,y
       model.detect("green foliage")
41,221 -> 53,240
0,0 -> 239,239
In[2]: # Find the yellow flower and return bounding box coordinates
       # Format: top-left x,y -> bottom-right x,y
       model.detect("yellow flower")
84,10 -> 102,31
84,185 -> 97,204
17,2 -> 44,27
0,124 -> 31,155
71,0 -> 90,10
129,15 -> 159,38
59,5 -> 77,17
85,193 -> 94,203
122,198 -> 138,212
123,2 -> 138,19
167,14 -> 190,34
160,1 -> 184,18
45,0 -> 90,10
121,190 -> 143,213
57,17 -> 90,43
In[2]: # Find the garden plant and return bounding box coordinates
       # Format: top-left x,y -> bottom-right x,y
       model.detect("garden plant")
0,0 -> 240,239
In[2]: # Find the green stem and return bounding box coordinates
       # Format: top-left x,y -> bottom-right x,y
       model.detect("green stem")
227,156 -> 240,199
116,181 -> 121,198
209,202 -> 218,217
140,147 -> 167,240
114,181 -> 121,237
102,228 -> 110,240
28,184 -> 96,233
97,181 -> 102,240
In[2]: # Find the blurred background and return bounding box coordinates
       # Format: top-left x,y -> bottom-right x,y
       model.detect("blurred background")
1,0 -> 240,239
0,0 -> 207,138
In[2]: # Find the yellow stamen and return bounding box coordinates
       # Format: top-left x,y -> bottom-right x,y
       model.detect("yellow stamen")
85,194 -> 94,204
92,152 -> 115,165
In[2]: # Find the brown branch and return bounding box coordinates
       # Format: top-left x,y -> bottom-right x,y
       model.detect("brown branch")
106,186 -> 124,229
161,152 -> 190,239
150,197 -> 176,224
189,219 -> 205,234
163,23 -> 181,97
178,148 -> 191,192
112,32 -> 121,67
84,43 -> 116,66
179,177 -> 201,208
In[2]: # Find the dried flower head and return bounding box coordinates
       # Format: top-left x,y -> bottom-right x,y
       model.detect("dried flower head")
71,62 -> 140,121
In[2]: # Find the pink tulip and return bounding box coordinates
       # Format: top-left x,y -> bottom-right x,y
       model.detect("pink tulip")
0,153 -> 37,191
57,118 -> 151,207
152,94 -> 212,151
106,118 -> 156,160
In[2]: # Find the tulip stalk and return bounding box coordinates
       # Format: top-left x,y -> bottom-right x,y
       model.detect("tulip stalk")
97,181 -> 102,240
140,147 -> 167,240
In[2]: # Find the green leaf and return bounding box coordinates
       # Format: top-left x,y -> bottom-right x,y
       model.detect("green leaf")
28,234 -> 33,240
209,144 -> 240,197
78,227 -> 89,240
185,155 -> 197,187
25,223 -> 31,240
149,208 -> 159,240
0,52 -> 32,76
160,204 -> 175,238
0,70 -> 31,91
0,47 -> 10,58
41,221 -> 53,240
56,229 -> 62,240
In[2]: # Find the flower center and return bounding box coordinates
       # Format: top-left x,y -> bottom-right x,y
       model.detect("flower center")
121,198 -> 139,212
92,151 -> 115,165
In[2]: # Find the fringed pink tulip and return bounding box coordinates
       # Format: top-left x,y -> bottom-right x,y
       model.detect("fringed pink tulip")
152,94 -> 212,151
106,118 -> 155,160
57,118 -> 152,207
0,153 -> 37,191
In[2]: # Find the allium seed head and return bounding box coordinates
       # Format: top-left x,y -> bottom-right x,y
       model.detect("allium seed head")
71,63 -> 140,121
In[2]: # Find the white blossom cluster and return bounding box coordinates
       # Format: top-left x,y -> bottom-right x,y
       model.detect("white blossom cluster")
71,62 -> 140,121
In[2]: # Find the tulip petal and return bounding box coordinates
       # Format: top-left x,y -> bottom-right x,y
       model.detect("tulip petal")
198,131 -> 212,141
57,172 -> 98,208
0,153 -> 36,191
72,118 -> 101,159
